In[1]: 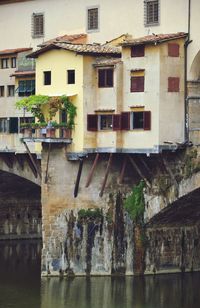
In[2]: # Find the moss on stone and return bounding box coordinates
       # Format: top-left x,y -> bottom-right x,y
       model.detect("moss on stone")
78,208 -> 103,220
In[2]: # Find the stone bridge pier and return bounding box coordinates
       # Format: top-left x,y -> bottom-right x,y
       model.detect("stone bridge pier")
40,142 -> 200,276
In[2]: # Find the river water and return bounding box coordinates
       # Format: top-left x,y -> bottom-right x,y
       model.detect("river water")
0,240 -> 200,308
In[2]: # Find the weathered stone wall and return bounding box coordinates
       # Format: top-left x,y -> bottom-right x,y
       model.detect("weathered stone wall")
0,199 -> 42,240
145,224 -> 200,274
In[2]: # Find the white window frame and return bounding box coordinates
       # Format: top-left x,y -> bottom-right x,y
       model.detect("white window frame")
144,0 -> 160,27
86,5 -> 100,32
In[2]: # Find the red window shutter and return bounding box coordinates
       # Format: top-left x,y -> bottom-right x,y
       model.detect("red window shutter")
121,112 -> 130,130
144,111 -> 151,130
168,77 -> 180,92
112,114 -> 121,131
131,45 -> 145,57
131,76 -> 144,92
87,114 -> 98,131
168,43 -> 179,57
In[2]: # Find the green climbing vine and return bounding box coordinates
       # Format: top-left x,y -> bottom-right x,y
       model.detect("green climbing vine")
124,180 -> 145,223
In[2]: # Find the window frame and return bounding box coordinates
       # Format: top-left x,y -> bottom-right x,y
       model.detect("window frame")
131,111 -> 151,130
99,114 -> 113,131
67,70 -> 75,84
130,75 -> 145,92
7,85 -> 15,97
0,86 -> 5,97
17,80 -> 35,97
11,57 -> 17,68
44,71 -> 51,86
1,58 -> 9,69
144,0 -> 159,26
32,12 -> 44,38
98,68 -> 114,88
87,6 -> 99,32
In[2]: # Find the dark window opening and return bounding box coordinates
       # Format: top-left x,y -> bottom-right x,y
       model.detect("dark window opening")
8,85 -> 15,97
0,118 -> 9,133
11,57 -> 17,68
133,112 -> 144,129
100,115 -> 113,130
98,69 -> 113,88
44,71 -> 51,85
67,70 -> 75,84
1,58 -> 9,69
131,45 -> 145,57
0,86 -> 4,97
9,117 -> 19,134
88,8 -> 98,30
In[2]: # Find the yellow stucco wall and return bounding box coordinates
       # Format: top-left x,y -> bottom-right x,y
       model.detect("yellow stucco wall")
36,49 -> 84,152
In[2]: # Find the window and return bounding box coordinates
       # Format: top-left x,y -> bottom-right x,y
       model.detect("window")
168,43 -> 179,57
0,86 -> 4,97
0,118 -> 9,133
9,118 -> 19,133
131,45 -> 145,57
144,0 -> 159,26
87,7 -> 99,31
67,70 -> 75,84
98,69 -> 113,88
7,85 -> 15,97
1,58 -> 9,69
100,115 -> 113,130
44,71 -> 51,85
132,111 -> 151,130
131,74 -> 145,92
32,13 -> 44,38
16,80 -> 35,97
11,57 -> 17,68
168,77 -> 180,92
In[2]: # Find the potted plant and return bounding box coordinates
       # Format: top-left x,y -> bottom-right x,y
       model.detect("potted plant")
58,122 -> 72,138
46,121 -> 58,138
20,122 -> 33,138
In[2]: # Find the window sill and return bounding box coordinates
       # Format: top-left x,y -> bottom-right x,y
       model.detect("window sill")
144,22 -> 160,27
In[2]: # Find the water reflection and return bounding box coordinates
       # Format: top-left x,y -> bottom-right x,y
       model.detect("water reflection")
0,240 -> 200,308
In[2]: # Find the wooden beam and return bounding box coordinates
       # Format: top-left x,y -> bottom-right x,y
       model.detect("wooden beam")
138,156 -> 153,176
162,157 -> 179,189
74,158 -> 84,198
128,154 -> 151,188
23,141 -> 41,178
99,153 -> 113,197
25,154 -> 38,178
15,154 -> 24,170
44,143 -> 51,184
119,155 -> 127,184
85,153 -> 100,188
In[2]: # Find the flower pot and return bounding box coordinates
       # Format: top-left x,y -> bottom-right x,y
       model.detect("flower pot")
23,128 -> 32,138
62,128 -> 72,138
46,127 -> 56,138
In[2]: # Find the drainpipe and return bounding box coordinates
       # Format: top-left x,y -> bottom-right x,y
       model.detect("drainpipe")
184,0 -> 192,141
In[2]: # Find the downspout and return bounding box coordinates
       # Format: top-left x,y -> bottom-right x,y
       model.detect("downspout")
184,0 -> 192,141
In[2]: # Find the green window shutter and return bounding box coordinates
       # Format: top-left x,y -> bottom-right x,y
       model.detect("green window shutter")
9,118 -> 19,133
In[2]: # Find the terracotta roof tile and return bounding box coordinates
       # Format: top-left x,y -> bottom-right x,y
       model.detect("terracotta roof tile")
28,42 -> 121,58
39,33 -> 87,47
10,70 -> 35,77
0,48 -> 32,56
93,58 -> 122,67
121,32 -> 187,46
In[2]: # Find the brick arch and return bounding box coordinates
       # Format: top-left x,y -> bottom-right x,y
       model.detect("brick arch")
144,171 -> 200,223
0,153 -> 41,186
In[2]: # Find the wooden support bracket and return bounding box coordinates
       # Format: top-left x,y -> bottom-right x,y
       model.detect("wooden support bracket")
99,153 -> 113,197
85,153 -> 100,188
119,155 -> 128,184
44,143 -> 51,184
128,154 -> 151,188
162,157 -> 179,189
0,153 -> 14,169
15,154 -> 24,170
74,158 -> 84,198
23,141 -> 41,179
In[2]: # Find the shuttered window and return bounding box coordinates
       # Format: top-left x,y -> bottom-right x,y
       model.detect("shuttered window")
144,111 -> 151,130
9,117 -> 19,134
32,13 -> 44,38
144,0 -> 159,26
87,7 -> 99,31
132,111 -> 151,130
98,69 -> 113,88
16,80 -> 35,97
121,112 -> 130,130
131,45 -> 145,57
87,114 -> 98,131
168,43 -> 179,57
168,77 -> 180,92
131,76 -> 144,92
113,114 -> 121,131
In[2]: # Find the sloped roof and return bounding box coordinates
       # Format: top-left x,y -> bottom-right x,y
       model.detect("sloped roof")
39,33 -> 87,47
0,47 -> 32,56
93,58 -> 122,67
28,42 -> 121,58
121,32 -> 187,46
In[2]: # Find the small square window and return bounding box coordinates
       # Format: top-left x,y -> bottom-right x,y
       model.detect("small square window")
99,115 -> 113,130
144,0 -> 159,26
168,43 -> 179,57
11,57 -> 17,68
0,86 -> 4,97
7,85 -> 15,97
131,45 -> 145,57
44,71 -> 51,85
87,7 -> 99,31
130,75 -> 145,92
132,112 -> 144,129
67,70 -> 75,84
32,13 -> 44,38
1,58 -> 9,69
98,69 -> 113,88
